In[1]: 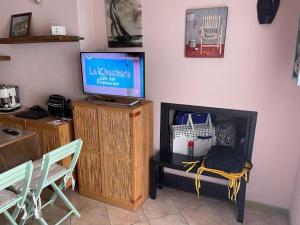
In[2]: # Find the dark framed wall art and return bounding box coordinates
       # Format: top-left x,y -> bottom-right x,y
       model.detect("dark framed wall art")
105,0 -> 143,48
9,12 -> 32,37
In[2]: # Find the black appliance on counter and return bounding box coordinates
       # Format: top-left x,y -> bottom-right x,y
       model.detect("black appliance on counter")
46,95 -> 72,117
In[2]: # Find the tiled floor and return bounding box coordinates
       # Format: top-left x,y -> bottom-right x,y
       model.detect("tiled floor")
0,187 -> 290,225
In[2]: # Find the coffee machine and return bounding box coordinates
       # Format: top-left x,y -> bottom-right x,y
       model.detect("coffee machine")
0,84 -> 21,112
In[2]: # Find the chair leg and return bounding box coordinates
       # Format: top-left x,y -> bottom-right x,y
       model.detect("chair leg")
19,201 -> 35,225
36,217 -> 48,225
11,205 -> 21,221
50,181 -> 65,205
3,210 -> 18,225
51,183 -> 80,218
200,38 -> 203,54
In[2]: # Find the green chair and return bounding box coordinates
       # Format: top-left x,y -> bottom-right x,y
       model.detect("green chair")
16,138 -> 83,225
0,161 -> 33,225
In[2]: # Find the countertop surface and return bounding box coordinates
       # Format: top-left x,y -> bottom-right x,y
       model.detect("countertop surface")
0,126 -> 36,148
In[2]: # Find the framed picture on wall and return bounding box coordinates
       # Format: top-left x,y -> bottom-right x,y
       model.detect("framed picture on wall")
292,16 -> 300,86
105,0 -> 143,47
9,12 -> 32,38
185,7 -> 228,58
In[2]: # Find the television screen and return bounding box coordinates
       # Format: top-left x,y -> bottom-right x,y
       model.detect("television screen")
80,52 -> 145,98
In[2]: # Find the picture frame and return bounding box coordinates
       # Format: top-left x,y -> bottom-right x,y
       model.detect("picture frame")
105,0 -> 143,48
9,12 -> 32,38
292,16 -> 300,86
185,7 -> 228,58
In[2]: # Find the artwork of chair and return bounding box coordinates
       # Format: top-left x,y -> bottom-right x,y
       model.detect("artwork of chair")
0,161 -> 33,225
15,138 -> 83,225
199,15 -> 223,55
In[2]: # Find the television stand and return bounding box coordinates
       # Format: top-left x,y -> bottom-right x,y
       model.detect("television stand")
87,95 -> 140,107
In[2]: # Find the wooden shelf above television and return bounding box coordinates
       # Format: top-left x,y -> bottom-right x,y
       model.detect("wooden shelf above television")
0,35 -> 84,44
0,56 -> 11,61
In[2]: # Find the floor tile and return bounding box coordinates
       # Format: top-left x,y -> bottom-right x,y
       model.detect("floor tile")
71,206 -> 110,225
247,204 -> 278,220
0,214 -> 9,225
166,188 -> 210,212
142,195 -> 178,220
65,190 -> 106,213
209,201 -> 260,224
133,222 -> 150,225
209,201 -> 236,223
202,196 -> 225,206
19,187 -> 290,225
243,207 -> 260,224
182,206 -> 227,225
156,188 -> 170,197
148,213 -> 188,225
107,205 -> 147,225
32,204 -> 71,225
0,210 -> 33,225
246,220 -> 268,225
262,213 -> 289,225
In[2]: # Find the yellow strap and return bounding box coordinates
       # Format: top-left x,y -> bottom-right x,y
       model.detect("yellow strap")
182,161 -> 199,172
184,160 -> 251,202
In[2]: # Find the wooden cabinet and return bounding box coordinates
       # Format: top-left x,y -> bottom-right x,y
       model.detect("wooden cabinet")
0,115 -> 74,168
72,100 -> 153,211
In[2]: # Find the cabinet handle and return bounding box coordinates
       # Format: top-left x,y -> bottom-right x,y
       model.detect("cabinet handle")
129,111 -> 141,118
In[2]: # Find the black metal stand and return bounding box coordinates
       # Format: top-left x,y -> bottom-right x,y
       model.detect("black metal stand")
150,152 -> 247,223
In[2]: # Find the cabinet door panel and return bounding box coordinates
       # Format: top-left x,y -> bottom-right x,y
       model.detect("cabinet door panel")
103,154 -> 131,202
73,105 -> 100,153
78,152 -> 102,194
100,109 -> 131,158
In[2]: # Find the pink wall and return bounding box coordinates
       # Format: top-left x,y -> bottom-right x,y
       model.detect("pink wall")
286,1 -> 300,223
0,0 -> 84,107
1,0 -> 300,210
76,0 -> 108,51
78,0 -> 300,209
147,0 -> 300,209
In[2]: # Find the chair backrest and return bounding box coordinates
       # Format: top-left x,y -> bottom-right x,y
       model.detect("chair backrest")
202,15 -> 221,29
0,161 -> 33,199
36,138 -> 83,192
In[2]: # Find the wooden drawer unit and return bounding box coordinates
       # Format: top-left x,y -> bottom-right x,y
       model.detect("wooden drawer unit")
0,114 -> 74,168
73,100 -> 153,210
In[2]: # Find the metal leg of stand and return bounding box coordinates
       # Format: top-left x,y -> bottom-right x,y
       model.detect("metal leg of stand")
236,179 -> 246,223
150,160 -> 158,199
158,166 -> 164,189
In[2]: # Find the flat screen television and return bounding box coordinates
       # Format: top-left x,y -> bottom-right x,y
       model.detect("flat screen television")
80,52 -> 145,99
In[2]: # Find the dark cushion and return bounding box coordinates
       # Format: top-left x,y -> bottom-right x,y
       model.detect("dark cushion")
204,146 -> 246,173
